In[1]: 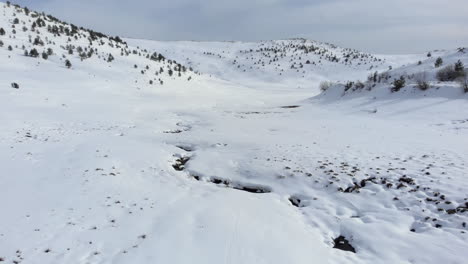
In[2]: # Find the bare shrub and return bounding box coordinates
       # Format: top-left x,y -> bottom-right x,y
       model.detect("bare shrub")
437,64 -> 465,82
319,81 -> 332,92
354,81 -> 365,90
415,72 -> 430,91
458,72 -> 468,93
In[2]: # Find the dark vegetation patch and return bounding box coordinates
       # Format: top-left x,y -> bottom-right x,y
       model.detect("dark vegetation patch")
280,105 -> 300,109
288,196 -> 303,207
164,129 -> 184,134
176,145 -> 194,152
209,177 -> 271,194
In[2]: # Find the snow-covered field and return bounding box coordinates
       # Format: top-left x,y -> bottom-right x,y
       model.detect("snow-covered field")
1,2 -> 467,263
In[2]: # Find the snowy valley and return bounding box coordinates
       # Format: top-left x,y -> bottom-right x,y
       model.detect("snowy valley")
0,2 -> 468,264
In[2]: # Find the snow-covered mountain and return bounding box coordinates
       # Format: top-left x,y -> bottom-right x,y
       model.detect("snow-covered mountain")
1,2 -> 467,264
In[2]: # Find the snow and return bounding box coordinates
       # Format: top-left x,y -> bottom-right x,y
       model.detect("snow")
1,2 -> 467,264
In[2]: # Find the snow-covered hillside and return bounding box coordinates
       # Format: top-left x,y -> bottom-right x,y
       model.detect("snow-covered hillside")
127,39 -> 425,91
1,2 -> 467,264
318,48 -> 468,101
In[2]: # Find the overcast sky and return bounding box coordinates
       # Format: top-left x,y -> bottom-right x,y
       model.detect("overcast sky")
13,0 -> 468,54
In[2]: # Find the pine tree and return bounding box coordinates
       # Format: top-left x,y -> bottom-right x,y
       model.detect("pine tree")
435,57 -> 443,68
65,59 -> 72,68
107,53 -> 114,62
0,27 -> 5,35
42,51 -> 48,60
33,36 -> 44,46
391,76 -> 406,92
29,48 -> 39,57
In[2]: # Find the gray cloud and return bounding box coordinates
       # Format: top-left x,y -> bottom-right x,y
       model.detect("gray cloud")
13,0 -> 468,53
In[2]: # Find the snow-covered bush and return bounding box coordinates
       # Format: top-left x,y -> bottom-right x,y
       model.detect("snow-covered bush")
458,73 -> 468,93
415,72 -> 430,91
436,64 -> 465,82
319,81 -> 332,92
344,81 -> 354,91
454,60 -> 465,72
354,81 -> 365,90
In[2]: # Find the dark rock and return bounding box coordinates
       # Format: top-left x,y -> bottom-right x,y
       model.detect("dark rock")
333,236 -> 356,253
288,196 -> 302,207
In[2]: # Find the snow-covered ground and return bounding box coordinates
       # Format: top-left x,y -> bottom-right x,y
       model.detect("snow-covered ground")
1,2 -> 467,264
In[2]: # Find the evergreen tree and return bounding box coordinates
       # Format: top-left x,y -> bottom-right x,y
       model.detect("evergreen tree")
65,59 -> 72,68
391,76 -> 406,92
29,48 -> 39,57
0,27 -> 5,35
42,51 -> 48,60
107,53 -> 114,62
435,57 -> 443,68
33,36 -> 44,46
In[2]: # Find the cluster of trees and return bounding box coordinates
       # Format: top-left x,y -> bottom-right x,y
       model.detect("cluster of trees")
235,40 -> 383,76
436,60 -> 465,82
1,1 -> 197,84
435,60 -> 467,93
